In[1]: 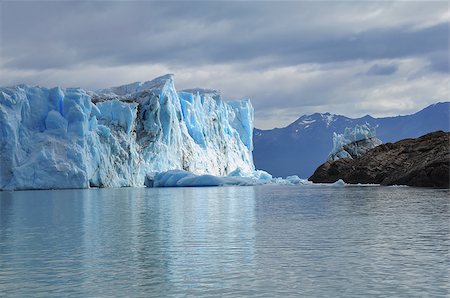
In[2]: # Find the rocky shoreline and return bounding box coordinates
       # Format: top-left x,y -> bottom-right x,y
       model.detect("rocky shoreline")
309,131 -> 450,188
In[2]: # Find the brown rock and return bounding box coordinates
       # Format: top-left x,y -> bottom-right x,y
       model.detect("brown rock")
309,131 -> 450,188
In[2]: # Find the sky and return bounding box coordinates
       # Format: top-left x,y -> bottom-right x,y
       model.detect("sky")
0,1 -> 448,129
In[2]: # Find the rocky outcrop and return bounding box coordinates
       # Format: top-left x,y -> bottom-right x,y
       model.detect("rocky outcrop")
309,131 -> 450,188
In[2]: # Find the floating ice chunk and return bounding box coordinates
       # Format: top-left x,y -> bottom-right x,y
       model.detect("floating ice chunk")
177,174 -> 223,187
252,170 -> 272,180
152,170 -> 218,187
150,169 -> 314,188
228,167 -> 272,180
285,175 -> 312,185
332,179 -> 346,187
286,175 -> 301,184
227,167 -> 249,177
150,169 -> 270,187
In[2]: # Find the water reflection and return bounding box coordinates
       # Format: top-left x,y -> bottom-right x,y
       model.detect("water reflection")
0,189 -> 88,295
0,186 -> 448,297
11,186 -> 258,296
252,185 -> 449,297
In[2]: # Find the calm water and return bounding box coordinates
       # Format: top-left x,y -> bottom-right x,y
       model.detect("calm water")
0,185 -> 448,297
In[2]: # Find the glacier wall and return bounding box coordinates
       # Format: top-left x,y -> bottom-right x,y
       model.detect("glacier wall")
0,74 -> 254,190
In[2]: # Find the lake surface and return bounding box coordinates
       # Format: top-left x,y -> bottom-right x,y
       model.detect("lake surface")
0,185 -> 449,297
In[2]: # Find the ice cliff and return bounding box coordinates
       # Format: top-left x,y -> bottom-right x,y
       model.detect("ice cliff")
328,124 -> 382,161
0,74 -> 255,190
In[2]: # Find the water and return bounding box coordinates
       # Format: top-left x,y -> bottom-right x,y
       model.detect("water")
0,185 -> 448,297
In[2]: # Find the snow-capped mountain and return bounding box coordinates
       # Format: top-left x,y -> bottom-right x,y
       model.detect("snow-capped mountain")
0,74 -> 254,190
253,102 -> 450,178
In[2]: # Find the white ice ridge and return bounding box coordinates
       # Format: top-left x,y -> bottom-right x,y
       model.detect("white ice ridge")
328,123 -> 382,161
0,74 -> 255,190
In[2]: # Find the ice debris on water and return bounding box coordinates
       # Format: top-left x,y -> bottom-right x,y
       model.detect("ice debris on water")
145,169 -> 313,188
331,179 -> 346,187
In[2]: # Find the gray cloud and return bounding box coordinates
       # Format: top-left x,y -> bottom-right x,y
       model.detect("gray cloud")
427,50 -> 449,73
2,2 -> 448,71
366,63 -> 398,76
0,1 -> 448,129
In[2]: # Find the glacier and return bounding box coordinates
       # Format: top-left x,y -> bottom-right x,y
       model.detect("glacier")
328,123 -> 382,161
0,74 -> 256,190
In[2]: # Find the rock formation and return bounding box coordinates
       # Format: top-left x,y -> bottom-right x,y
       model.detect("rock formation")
309,131 -> 449,188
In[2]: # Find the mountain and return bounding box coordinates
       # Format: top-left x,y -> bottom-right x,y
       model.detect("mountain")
253,102 -> 450,178
0,74 -> 254,190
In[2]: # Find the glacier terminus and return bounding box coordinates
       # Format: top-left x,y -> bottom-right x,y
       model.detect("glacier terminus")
0,74 -> 258,190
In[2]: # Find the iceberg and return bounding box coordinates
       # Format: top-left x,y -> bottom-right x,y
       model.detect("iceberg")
0,74 -> 255,190
328,124 -> 382,161
145,169 -> 265,187
331,179 -> 346,187
145,169 -> 312,188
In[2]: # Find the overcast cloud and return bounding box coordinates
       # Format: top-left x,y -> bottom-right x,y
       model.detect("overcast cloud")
0,1 -> 448,128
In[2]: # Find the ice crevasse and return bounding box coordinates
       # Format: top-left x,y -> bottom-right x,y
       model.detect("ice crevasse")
0,74 -> 256,190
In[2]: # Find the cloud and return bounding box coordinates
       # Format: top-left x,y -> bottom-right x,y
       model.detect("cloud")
0,1 -> 448,129
427,50 -> 449,73
366,63 -> 398,76
2,2 -> 448,71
